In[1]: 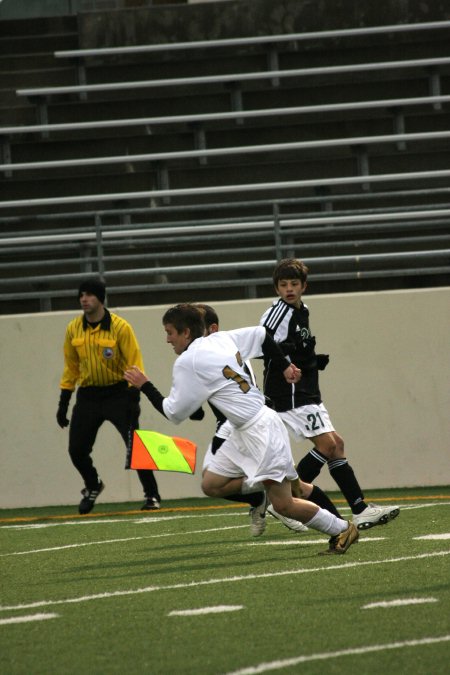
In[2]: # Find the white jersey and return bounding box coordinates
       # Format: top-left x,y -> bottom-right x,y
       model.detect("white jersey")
162,326 -> 267,427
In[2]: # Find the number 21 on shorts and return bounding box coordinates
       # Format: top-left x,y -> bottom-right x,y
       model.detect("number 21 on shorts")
305,411 -> 325,431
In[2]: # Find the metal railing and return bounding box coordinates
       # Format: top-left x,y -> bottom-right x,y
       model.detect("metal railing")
15,55 -> 450,99
2,19 -> 450,311
1,204 -> 449,310
54,20 -> 450,58
1,94 -> 448,138
2,129 -> 450,174
3,168 -> 450,211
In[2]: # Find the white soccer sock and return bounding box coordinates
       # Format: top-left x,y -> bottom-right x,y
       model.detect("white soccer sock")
306,508 -> 348,535
241,479 -> 265,494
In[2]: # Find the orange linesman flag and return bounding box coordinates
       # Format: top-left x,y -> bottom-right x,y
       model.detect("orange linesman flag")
131,430 -> 197,474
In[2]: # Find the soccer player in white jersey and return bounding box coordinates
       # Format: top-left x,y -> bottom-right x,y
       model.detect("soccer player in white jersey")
197,303 -> 343,538
124,303 -> 359,555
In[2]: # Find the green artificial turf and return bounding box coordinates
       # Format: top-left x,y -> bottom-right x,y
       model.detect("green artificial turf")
1,487 -> 449,674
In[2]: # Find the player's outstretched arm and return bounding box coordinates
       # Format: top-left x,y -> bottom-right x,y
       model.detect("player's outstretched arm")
124,365 -> 148,388
124,366 -> 166,417
262,330 -> 302,383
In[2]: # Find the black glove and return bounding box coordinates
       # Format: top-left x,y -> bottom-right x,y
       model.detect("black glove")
295,334 -> 316,355
56,389 -> 72,428
316,354 -> 330,370
190,407 -> 205,421
211,435 -> 225,455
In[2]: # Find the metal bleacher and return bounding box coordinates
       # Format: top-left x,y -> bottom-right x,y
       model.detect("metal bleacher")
1,17 -> 450,314
14,54 -> 450,100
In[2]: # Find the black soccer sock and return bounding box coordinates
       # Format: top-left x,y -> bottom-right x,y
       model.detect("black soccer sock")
296,447 -> 328,482
308,484 -> 342,519
327,458 -> 367,514
225,492 -> 265,508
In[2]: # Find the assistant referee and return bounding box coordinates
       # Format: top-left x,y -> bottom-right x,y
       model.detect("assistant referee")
56,277 -> 160,514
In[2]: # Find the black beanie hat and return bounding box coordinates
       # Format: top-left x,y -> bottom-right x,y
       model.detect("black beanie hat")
78,277 -> 106,304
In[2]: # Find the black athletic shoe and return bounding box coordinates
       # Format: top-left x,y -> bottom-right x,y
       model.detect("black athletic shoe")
141,497 -> 161,511
78,481 -> 105,515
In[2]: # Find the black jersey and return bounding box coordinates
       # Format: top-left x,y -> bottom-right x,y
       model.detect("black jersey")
260,298 -> 322,411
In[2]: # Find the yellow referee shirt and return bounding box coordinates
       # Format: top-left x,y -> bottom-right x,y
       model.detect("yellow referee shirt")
60,309 -> 144,390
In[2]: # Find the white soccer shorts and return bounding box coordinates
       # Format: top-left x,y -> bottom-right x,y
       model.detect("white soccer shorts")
279,403 -> 335,440
202,419 -> 233,472
204,406 -> 297,486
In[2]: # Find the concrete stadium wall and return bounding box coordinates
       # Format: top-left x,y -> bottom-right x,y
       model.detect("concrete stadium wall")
0,287 -> 449,509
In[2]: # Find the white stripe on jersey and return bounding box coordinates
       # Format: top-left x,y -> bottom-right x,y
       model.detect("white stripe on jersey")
260,299 -> 292,342
262,300 -> 290,332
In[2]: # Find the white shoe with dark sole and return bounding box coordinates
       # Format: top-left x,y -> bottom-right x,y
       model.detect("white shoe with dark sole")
266,504 -> 309,533
353,504 -> 400,530
249,493 -> 268,537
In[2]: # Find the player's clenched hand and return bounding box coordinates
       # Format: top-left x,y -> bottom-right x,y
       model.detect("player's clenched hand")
56,407 -> 70,428
124,365 -> 149,389
56,389 -> 72,428
283,363 -> 301,384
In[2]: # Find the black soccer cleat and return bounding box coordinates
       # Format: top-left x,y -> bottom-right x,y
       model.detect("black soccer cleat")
78,481 -> 105,515
141,496 -> 161,511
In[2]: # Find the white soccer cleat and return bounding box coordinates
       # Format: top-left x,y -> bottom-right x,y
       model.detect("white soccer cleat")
267,503 -> 309,533
249,493 -> 268,537
352,503 -> 400,530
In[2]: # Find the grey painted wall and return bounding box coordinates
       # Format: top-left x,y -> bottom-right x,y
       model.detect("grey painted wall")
0,287 -> 449,509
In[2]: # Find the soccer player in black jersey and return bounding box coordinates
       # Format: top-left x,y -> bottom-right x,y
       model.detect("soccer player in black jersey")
260,258 -> 399,531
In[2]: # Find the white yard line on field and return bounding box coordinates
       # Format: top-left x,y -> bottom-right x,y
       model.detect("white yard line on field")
0,613 -> 59,626
246,537 -> 386,546
0,512 -> 246,530
2,500 -> 448,531
222,634 -> 450,674
169,605 -> 244,617
0,524 -> 249,556
362,597 -> 438,609
400,502 -> 450,511
0,550 -> 448,613
0,526 -> 390,557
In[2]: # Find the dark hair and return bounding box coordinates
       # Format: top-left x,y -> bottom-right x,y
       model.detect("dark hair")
78,276 -> 106,304
195,303 -> 219,329
272,258 -> 309,287
162,303 -> 205,340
